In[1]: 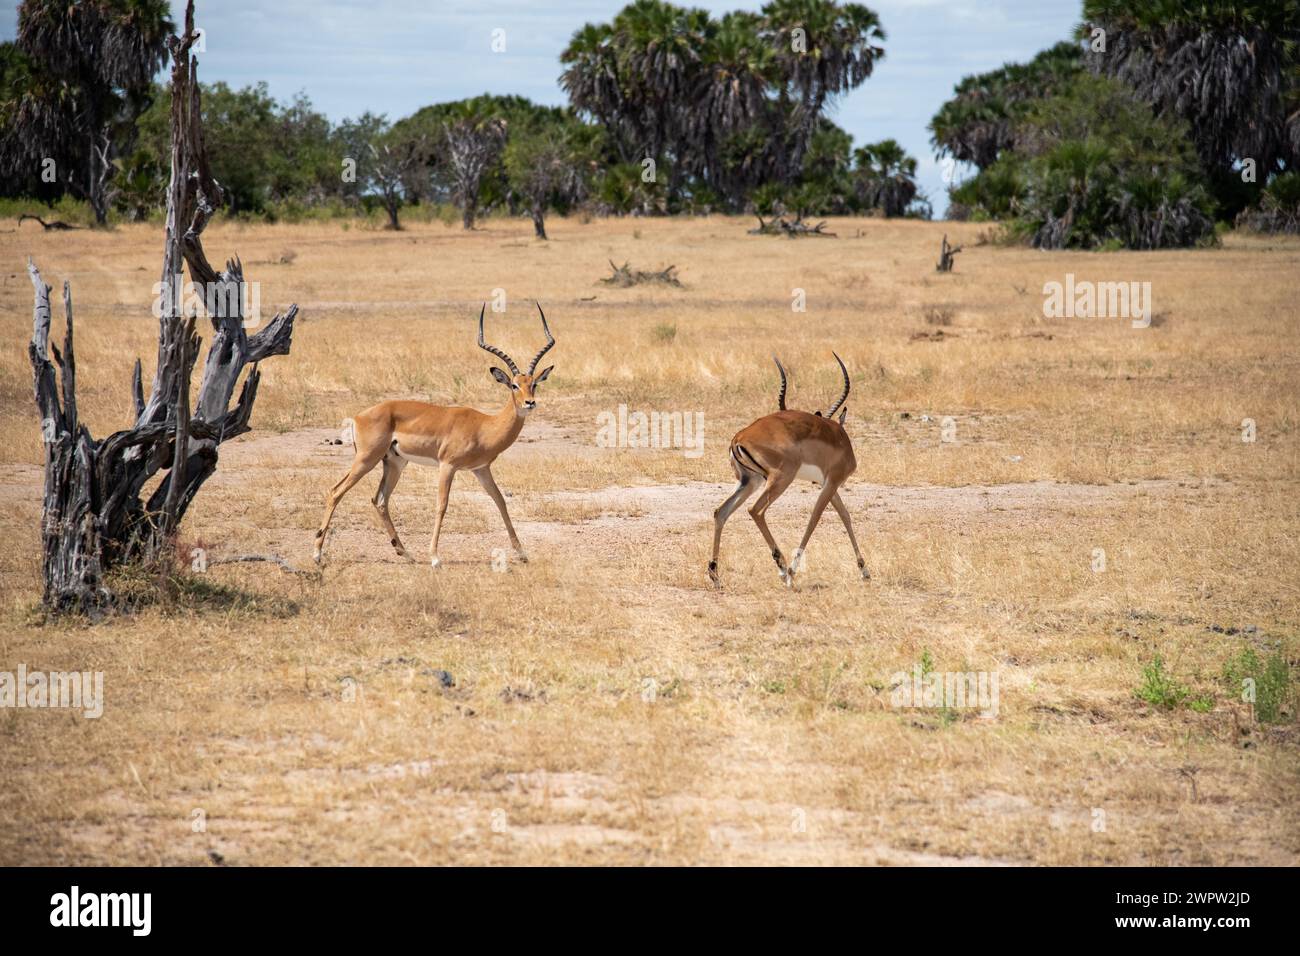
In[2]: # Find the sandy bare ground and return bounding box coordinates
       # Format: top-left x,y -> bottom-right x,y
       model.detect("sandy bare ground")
0,423 -> 1221,574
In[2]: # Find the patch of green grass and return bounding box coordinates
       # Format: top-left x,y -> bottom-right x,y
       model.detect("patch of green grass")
650,322 -> 677,344
1135,655 -> 1214,712
917,647 -> 960,726
1223,648 -> 1294,723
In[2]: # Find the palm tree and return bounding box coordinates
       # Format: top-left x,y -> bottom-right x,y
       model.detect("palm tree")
761,0 -> 886,178
559,23 -> 630,160
693,12 -> 776,202
0,41 -> 72,198
557,0 -> 888,211
10,0 -> 172,224
853,138 -> 918,216
612,0 -> 708,200
1082,0 -> 1300,182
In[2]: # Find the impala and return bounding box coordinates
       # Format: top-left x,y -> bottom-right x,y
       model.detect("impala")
314,305 -> 555,567
709,353 -> 869,587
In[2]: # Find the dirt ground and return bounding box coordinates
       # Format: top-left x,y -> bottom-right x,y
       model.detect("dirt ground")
0,214 -> 1296,865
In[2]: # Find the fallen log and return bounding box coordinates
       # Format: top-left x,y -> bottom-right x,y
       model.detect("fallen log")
19,214 -> 78,231
601,260 -> 682,287
747,214 -> 837,238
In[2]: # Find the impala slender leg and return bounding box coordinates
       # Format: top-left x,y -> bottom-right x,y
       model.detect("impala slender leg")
314,451 -> 384,564
473,465 -> 526,563
429,462 -> 456,568
709,474 -> 757,584
788,482 -> 839,588
372,451 -> 409,558
830,491 -> 869,580
748,468 -> 797,584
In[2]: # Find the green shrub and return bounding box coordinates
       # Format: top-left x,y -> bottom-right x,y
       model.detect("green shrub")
1222,648 -> 1294,723
1236,172 -> 1300,234
948,76 -> 1216,250
949,156 -> 1025,220
1135,655 -> 1213,712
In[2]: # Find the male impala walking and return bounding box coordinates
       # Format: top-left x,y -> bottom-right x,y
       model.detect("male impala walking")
314,305 -> 555,567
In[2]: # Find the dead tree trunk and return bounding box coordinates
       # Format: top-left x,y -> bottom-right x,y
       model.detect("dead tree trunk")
936,233 -> 963,272
26,1 -> 298,613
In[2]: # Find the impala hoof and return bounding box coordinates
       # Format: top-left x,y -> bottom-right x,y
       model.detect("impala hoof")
707,560 -> 719,585
430,557 -> 441,569
515,551 -> 528,564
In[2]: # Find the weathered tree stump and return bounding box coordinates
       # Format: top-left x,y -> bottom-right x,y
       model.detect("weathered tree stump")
26,1 -> 297,613
936,233 -> 963,272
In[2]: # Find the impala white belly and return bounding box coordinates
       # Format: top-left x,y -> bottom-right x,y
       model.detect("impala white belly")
392,443 -> 439,468
797,463 -> 826,484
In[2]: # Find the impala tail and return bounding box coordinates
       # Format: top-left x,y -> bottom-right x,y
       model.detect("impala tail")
730,442 -> 766,478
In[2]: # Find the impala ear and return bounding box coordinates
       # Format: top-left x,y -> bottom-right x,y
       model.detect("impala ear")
838,406 -> 848,425
535,365 -> 554,384
490,367 -> 512,386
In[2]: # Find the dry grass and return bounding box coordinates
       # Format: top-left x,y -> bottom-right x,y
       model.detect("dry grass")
0,214 -> 1296,865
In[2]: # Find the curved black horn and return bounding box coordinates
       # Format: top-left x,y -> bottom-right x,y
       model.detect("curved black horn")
773,354 -> 788,410
526,302 -> 556,375
478,304 -> 519,375
824,351 -> 850,418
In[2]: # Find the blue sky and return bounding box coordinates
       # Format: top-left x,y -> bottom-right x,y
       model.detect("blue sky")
1,0 -> 1082,216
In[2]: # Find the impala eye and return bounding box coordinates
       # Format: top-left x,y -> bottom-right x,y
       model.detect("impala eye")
511,383 -> 519,390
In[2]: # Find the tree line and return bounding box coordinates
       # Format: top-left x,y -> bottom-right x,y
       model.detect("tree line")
3,0 -> 1298,246
0,0 -> 929,234
930,0 -> 1300,247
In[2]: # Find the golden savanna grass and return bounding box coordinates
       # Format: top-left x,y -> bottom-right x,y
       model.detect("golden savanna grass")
0,214 -> 1296,865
